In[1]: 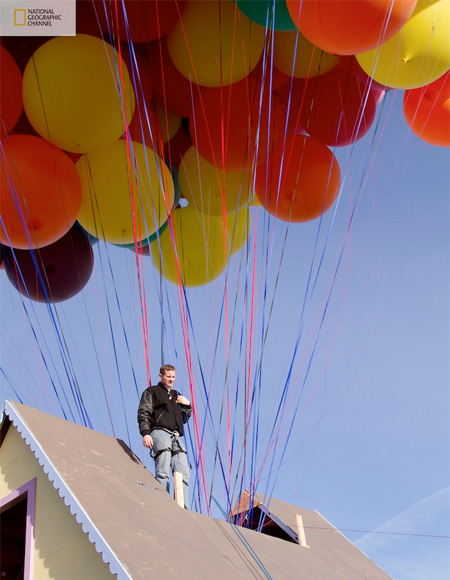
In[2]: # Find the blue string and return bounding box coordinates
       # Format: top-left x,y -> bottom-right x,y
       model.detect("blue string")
212,497 -> 273,580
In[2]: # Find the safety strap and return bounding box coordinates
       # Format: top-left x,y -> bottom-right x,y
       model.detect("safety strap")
152,447 -> 186,460
152,447 -> 171,460
171,448 -> 185,456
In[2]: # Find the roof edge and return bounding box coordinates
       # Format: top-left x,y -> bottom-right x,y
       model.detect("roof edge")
2,400 -> 133,580
313,509 -> 394,579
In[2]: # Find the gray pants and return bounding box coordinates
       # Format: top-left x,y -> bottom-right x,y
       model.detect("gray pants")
151,429 -> 190,506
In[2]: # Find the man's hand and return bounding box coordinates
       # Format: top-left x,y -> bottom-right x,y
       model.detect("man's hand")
143,434 -> 153,449
177,395 -> 190,406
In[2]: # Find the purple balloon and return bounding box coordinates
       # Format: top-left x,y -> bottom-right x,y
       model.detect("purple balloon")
4,225 -> 93,302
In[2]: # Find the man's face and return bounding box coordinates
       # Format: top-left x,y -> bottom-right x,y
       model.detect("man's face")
160,370 -> 176,389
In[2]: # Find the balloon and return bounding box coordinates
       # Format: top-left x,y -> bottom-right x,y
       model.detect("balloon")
164,122 -> 193,170
0,37 -> 47,72
227,207 -> 251,254
276,68 -> 377,147
95,0 -> 185,43
76,222 -> 100,246
178,147 -> 253,216
76,140 -> 174,245
0,46 -> 23,137
155,104 -> 182,144
403,71 -> 450,146
120,43 -> 155,106
356,0 -> 450,89
336,56 -> 389,104
126,99 -> 164,154
0,135 -> 82,249
255,134 -> 341,222
167,0 -> 265,87
273,30 -> 340,79
75,0 -> 104,37
22,34 -> 136,153
237,0 -> 296,30
147,39 -> 197,119
190,74 -> 283,170
286,0 -> 418,56
3,224 -> 93,303
117,219 -> 169,250
151,206 -> 231,287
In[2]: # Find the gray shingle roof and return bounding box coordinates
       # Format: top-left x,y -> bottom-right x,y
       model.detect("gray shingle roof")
1,400 -> 393,580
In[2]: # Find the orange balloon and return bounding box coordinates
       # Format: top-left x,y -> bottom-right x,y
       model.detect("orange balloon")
255,134 -> 341,222
0,135 -> 82,249
0,46 -> 23,137
403,71 -> 450,147
286,0 -> 417,55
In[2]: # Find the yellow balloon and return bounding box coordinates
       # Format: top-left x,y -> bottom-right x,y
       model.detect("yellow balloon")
23,34 -> 135,153
178,147 -> 253,216
273,30 -> 341,79
155,105 -> 182,144
167,0 -> 265,87
227,208 -> 251,255
151,206 -> 231,287
356,0 -> 450,89
76,141 -> 174,245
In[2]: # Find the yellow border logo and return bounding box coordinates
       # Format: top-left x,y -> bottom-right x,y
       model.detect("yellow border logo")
14,9 -> 26,26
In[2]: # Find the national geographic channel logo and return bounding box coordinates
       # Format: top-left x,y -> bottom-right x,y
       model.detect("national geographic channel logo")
14,7 -> 63,28
0,1 -> 76,36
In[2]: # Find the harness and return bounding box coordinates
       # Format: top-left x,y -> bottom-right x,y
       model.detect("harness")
151,427 -> 185,460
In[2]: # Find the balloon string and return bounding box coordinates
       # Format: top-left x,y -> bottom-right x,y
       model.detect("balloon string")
112,0 -> 151,387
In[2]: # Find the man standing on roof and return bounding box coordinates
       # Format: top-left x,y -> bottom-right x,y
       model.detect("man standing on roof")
137,364 -> 192,507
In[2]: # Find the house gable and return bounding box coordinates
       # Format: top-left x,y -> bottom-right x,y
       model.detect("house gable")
0,422 -> 114,580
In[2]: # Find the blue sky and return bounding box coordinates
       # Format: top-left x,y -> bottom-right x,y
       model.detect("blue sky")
1,37 -> 449,580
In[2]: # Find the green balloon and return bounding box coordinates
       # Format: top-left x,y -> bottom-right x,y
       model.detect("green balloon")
236,0 -> 296,31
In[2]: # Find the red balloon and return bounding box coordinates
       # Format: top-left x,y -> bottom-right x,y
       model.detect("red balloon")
403,71 -> 450,147
0,135 -> 82,249
120,44 -> 155,105
286,0 -> 417,56
277,68 -> 377,147
95,0 -> 185,44
337,56 -> 388,102
4,224 -> 93,302
0,46 -> 23,137
164,122 -> 192,170
147,39 -> 197,118
255,134 -> 341,222
0,37 -> 47,72
75,0 -> 104,37
126,99 -> 164,154
190,73 -> 283,171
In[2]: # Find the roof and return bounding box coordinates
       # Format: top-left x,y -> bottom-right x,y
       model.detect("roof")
1,400 -> 393,580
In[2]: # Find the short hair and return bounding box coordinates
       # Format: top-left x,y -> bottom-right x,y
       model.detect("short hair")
160,364 -> 176,375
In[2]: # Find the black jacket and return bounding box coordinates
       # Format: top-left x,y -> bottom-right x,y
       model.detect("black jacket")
137,382 -> 192,437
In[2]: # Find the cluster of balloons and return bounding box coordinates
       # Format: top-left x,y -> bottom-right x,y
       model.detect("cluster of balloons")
1,0 -> 449,300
